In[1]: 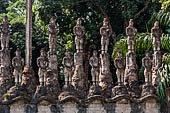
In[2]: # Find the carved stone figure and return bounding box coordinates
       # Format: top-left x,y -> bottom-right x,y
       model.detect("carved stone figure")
142,51 -> 152,85
89,50 -> 99,85
73,18 -> 85,53
126,19 -> 137,51
151,21 -> 162,52
37,48 -> 48,86
48,17 -> 59,54
63,50 -> 74,87
0,15 -> 10,50
114,51 -> 125,85
12,48 -> 24,85
100,18 -> 112,54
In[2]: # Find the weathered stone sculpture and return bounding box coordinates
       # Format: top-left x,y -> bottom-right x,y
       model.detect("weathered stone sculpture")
88,50 -> 102,97
48,16 -> 59,54
124,19 -> 140,97
0,15 -> 10,50
114,51 -> 125,85
151,21 -> 162,52
63,50 -> 74,87
12,48 -> 24,85
73,18 -> 85,53
100,18 -> 112,54
126,19 -> 137,52
0,15 -> 12,101
142,51 -> 152,85
37,48 -> 48,86
89,50 -> 99,85
112,51 -> 128,97
151,21 -> 162,87
141,51 -> 156,96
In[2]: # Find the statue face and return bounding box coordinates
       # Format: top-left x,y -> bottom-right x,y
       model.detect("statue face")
3,16 -> 8,22
93,51 -> 97,57
146,52 -> 150,57
117,52 -> 122,58
77,18 -> 82,25
16,51 -> 21,57
41,51 -> 46,57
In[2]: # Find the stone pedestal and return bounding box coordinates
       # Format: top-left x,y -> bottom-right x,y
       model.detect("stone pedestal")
112,85 -> 128,97
88,84 -> 102,97
141,84 -> 156,97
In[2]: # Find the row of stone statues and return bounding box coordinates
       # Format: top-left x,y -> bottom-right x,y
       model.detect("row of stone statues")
0,15 -> 163,101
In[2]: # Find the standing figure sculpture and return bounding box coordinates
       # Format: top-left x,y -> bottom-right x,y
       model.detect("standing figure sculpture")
37,48 -> 48,86
63,50 -> 74,87
12,49 -> 24,85
151,21 -> 162,52
0,15 -> 10,50
142,52 -> 152,85
73,18 -> 85,53
48,17 -> 59,54
114,51 -> 125,85
126,19 -> 137,51
89,50 -> 99,85
100,18 -> 112,54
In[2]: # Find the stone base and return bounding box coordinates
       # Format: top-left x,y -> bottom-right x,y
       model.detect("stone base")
126,81 -> 141,98
141,84 -> 156,97
112,85 -> 128,97
33,85 -> 48,99
88,84 -> 102,97
58,85 -> 76,100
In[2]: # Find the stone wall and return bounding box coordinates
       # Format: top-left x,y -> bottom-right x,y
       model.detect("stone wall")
0,96 -> 169,113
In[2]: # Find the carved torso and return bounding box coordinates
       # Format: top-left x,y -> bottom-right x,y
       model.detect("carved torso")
37,57 -> 48,69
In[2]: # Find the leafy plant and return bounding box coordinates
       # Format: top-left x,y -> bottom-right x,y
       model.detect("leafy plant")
157,53 -> 170,103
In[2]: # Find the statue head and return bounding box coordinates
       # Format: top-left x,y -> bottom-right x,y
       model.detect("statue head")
67,50 -> 72,58
93,50 -> 98,57
16,48 -> 21,57
40,48 -> 46,57
146,51 -> 150,57
154,21 -> 159,28
117,50 -> 122,58
3,15 -> 8,23
103,18 -> 109,27
129,19 -> 134,27
50,16 -> 56,24
77,18 -> 82,26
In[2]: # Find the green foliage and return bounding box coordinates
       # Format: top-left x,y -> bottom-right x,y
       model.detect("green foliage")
3,93 -> 10,98
157,53 -> 170,103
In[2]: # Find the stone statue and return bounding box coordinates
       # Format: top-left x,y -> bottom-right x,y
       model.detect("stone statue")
0,15 -> 10,50
151,21 -> 162,52
114,51 -> 125,85
12,48 -> 24,85
73,18 -> 85,53
100,18 -> 112,54
126,19 -> 137,51
142,51 -> 152,85
48,17 -> 59,54
89,50 -> 99,85
37,48 -> 48,86
63,50 -> 74,87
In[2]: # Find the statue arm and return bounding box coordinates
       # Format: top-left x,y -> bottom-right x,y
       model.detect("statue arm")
37,58 -> 40,67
